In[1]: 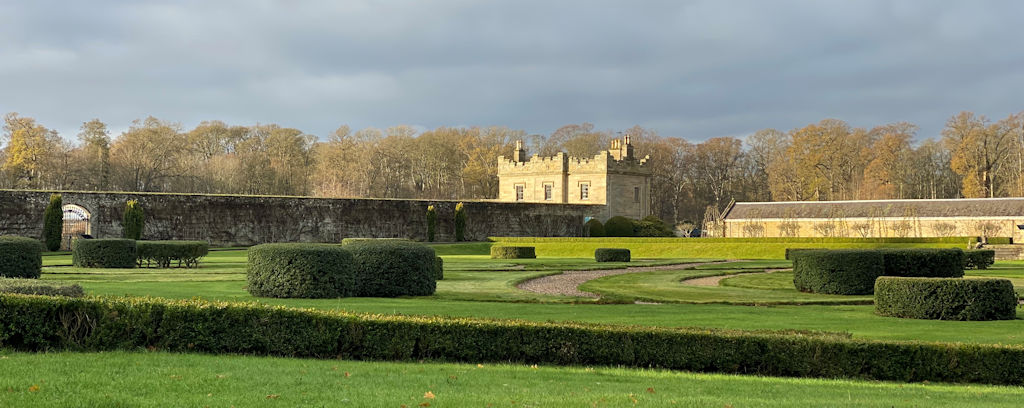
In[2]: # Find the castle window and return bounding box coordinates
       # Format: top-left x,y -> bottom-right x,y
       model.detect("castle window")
634,187 -> 641,203
515,185 -> 524,201
580,183 -> 590,200
544,184 -> 553,201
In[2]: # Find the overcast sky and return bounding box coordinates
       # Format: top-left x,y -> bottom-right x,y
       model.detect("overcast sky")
1,0 -> 1022,142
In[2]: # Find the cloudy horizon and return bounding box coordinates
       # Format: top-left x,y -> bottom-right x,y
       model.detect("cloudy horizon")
1,0 -> 1022,142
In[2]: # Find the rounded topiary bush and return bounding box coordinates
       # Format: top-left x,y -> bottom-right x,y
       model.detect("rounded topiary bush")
584,219 -> 605,237
875,277 -> 1017,321
964,250 -> 996,270
489,246 -> 536,259
792,249 -> 884,295
878,248 -> 964,278
73,239 -> 137,268
433,256 -> 444,280
247,244 -> 355,298
0,236 -> 44,279
345,240 -> 437,297
604,216 -> 634,237
136,240 -> 210,268
595,248 -> 630,262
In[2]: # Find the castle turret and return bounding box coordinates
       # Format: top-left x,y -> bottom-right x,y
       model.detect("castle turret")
609,135 -> 634,161
513,140 -> 527,163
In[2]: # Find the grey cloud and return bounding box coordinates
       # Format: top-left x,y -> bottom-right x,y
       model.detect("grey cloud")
0,0 -> 1021,142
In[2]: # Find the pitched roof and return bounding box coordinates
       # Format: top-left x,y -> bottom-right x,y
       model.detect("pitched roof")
724,198 -> 1024,219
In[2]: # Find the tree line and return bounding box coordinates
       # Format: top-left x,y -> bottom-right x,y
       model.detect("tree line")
2,111 -> 1022,226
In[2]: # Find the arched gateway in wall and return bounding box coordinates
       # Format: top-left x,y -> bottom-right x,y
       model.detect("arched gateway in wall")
61,204 -> 91,250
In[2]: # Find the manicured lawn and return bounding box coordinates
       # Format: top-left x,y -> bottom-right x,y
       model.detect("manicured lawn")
34,246 -> 1024,345
1,351 -> 1022,407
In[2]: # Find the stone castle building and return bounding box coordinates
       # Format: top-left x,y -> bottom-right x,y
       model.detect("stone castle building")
719,198 -> 1024,243
496,136 -> 652,221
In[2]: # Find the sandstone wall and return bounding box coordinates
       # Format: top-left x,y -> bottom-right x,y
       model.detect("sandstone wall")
0,190 -> 599,246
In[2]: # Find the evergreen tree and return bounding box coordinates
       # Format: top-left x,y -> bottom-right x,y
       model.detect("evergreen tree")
122,199 -> 144,240
454,202 -> 466,241
426,205 -> 437,242
42,194 -> 63,251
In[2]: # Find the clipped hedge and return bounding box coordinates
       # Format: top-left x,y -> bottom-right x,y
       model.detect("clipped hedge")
433,257 -> 444,280
604,216 -> 634,237
584,219 -> 605,237
792,250 -> 885,295
72,239 -> 137,268
2,294 -> 1024,385
137,241 -> 209,268
340,238 -> 411,246
247,244 -> 355,298
877,248 -> 964,278
344,240 -> 437,297
595,248 -> 630,262
0,278 -> 83,297
0,236 -> 44,279
490,246 -> 536,259
986,237 -> 1012,245
490,237 -> 980,244
965,250 -> 996,270
875,277 -> 1017,321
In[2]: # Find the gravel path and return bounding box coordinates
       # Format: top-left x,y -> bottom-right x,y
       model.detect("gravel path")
681,268 -> 791,287
516,261 -> 731,298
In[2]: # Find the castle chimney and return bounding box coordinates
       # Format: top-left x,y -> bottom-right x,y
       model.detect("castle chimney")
623,134 -> 634,160
513,140 -> 526,162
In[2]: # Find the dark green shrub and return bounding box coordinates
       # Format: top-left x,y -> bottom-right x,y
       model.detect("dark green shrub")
3,294 -> 1024,385
137,241 -> 209,268
433,256 -> 444,280
454,202 -> 467,241
0,236 -> 44,278
784,248 -> 815,260
490,246 -> 536,259
791,250 -> 884,295
875,277 -> 1017,321
604,216 -> 634,237
986,237 -> 1012,245
877,248 -> 964,278
122,199 -> 144,240
345,241 -> 437,297
246,244 -> 355,298
632,215 -> 673,237
72,239 -> 137,268
426,205 -> 437,242
965,250 -> 996,270
42,194 -> 62,252
0,278 -> 83,297
584,219 -> 605,237
595,248 -> 630,262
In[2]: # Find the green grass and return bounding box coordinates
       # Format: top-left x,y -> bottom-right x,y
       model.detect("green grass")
1,351 -> 1022,407
33,246 -> 1024,345
580,268 -> 873,305
487,238 -> 971,259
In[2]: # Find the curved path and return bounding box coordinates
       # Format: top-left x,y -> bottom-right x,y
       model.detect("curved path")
680,268 -> 791,287
517,261 -> 732,298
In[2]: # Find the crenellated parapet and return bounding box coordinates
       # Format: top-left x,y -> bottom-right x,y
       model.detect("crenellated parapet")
497,152 -> 568,174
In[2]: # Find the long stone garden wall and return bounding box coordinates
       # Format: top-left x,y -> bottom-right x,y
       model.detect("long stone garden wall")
0,190 -> 599,246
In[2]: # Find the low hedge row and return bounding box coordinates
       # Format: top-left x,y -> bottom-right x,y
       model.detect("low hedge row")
490,246 -> 536,259
2,294 -> 1023,385
0,236 -> 43,279
247,244 -> 355,298
595,248 -> 630,262
792,248 -> 966,295
72,239 -> 137,268
965,250 -> 996,270
875,277 -> 1017,321
433,257 -> 444,281
340,238 -> 411,246
784,248 -> 814,260
343,240 -> 437,297
0,278 -> 83,297
137,241 -> 209,268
